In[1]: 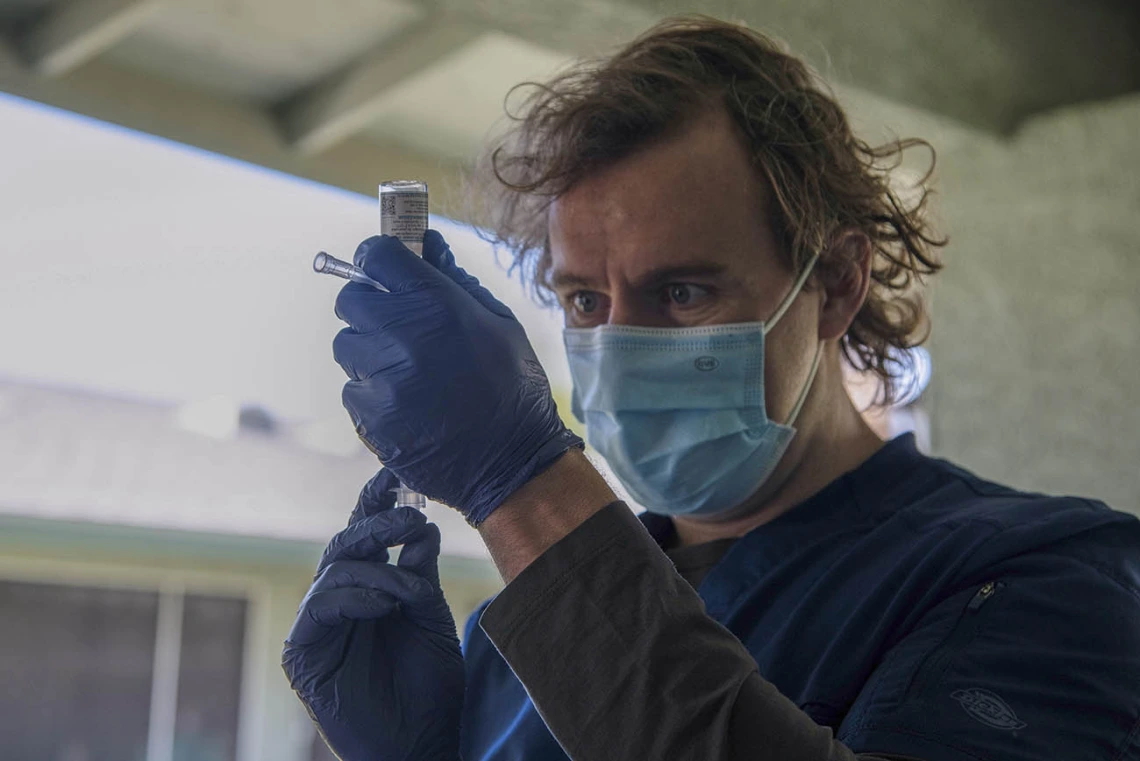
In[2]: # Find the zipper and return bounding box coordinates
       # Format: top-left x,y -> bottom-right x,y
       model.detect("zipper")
968,581 -> 999,610
907,581 -> 1005,699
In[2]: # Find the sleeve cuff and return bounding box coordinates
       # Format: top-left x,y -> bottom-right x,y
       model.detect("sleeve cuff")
479,500 -> 635,639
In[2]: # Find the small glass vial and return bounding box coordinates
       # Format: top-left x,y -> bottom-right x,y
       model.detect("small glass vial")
379,180 -> 429,255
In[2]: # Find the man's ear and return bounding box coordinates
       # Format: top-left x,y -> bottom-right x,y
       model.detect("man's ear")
817,230 -> 873,342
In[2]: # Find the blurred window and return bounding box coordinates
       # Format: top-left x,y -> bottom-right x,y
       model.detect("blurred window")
174,595 -> 247,761
0,580 -> 158,761
0,579 -> 247,761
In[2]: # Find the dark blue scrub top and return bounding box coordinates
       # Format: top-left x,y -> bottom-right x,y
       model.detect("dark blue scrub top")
461,434 -> 1140,760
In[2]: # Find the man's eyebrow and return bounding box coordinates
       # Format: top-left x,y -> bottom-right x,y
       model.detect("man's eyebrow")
630,263 -> 728,289
548,270 -> 597,290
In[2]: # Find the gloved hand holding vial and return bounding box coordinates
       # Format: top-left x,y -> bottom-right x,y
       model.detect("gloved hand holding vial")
313,179 -> 583,522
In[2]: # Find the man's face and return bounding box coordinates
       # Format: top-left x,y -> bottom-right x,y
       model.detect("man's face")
548,107 -> 822,426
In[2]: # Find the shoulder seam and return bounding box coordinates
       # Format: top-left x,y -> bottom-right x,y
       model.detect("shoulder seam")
1037,547 -> 1140,604
924,454 -> 1050,501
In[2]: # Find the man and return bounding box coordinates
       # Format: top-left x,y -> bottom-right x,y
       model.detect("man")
282,17 -> 1140,761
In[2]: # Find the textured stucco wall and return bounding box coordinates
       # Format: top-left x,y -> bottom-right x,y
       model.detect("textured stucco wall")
927,95 -> 1140,514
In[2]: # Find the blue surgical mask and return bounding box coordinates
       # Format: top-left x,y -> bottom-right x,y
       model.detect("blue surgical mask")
563,255 -> 821,516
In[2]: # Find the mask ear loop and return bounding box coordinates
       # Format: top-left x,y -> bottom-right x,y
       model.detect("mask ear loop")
762,251 -> 823,427
784,341 -> 822,427
763,251 -> 821,334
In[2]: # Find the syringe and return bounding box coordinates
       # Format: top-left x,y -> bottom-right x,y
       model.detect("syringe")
311,180 -> 431,513
312,251 -> 388,291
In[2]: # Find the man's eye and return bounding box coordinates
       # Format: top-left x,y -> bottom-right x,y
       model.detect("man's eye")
664,284 -> 709,306
572,292 -> 601,313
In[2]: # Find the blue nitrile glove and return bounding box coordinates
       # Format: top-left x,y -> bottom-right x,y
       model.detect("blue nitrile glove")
333,230 -> 583,526
282,470 -> 464,761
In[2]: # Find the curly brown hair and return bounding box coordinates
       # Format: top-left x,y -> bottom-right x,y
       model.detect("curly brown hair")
468,15 -> 946,405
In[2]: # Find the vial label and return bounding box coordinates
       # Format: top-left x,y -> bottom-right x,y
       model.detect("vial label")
380,189 -> 428,256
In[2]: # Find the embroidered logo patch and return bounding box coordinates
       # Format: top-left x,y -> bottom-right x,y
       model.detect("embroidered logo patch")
951,688 -> 1027,730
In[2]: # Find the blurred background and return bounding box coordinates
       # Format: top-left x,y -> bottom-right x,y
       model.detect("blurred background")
0,1 -> 1137,760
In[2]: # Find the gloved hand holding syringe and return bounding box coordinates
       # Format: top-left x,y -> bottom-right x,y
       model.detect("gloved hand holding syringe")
313,179 -> 429,510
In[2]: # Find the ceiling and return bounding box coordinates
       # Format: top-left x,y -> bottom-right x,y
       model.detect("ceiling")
1,0 -> 1137,217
